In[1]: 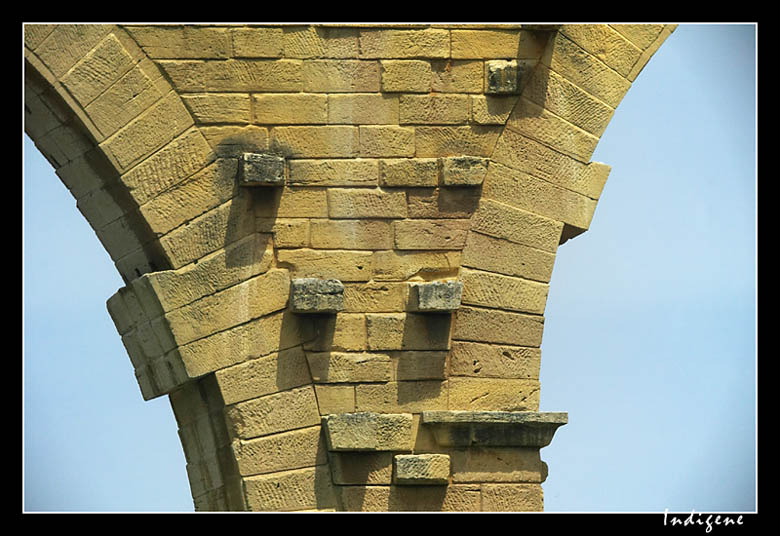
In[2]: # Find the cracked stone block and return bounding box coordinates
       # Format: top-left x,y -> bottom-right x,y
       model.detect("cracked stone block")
290,278 -> 344,314
394,454 -> 450,485
484,60 -> 534,95
239,152 -> 285,186
322,412 -> 414,452
409,280 -> 463,312
442,156 -> 489,186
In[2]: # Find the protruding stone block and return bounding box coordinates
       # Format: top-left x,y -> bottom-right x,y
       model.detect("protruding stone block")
290,278 -> 344,314
239,152 -> 285,186
484,60 -> 534,95
421,411 -> 568,448
408,280 -> 463,312
322,412 -> 414,451
394,454 -> 450,485
441,156 -> 488,186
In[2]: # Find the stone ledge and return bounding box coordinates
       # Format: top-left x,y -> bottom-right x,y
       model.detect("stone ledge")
239,152 -> 285,187
408,280 -> 463,312
420,411 -> 567,447
394,454 -> 450,485
323,412 -> 414,452
290,278 -> 345,314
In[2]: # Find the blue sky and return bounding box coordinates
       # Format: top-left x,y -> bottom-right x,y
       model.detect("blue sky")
22,23 -> 757,512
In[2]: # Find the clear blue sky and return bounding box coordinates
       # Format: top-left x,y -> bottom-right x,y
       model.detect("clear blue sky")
22,23 -> 757,512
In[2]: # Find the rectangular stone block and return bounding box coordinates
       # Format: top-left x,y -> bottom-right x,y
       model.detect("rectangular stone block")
243,465 -> 338,512
304,313 -> 367,352
414,125 -> 501,158
359,28 -> 450,59
451,29 -> 546,59
391,351 -> 448,381
157,59 -> 303,92
342,281 -> 410,313
394,454 -> 450,485
393,219 -> 470,250
406,187 -> 481,219
310,219 -> 393,250
238,152 -> 285,186
282,26 -> 359,59
328,93 -> 399,124
314,384 -> 356,415
330,452 -> 393,485
471,95 -> 519,125
453,306 -> 544,347
450,447 -> 547,483
379,158 -> 439,188
287,158 -> 379,187
355,381 -> 448,413
366,313 -> 452,351
302,59 -> 380,92
256,218 -> 309,248
560,24 -> 642,78
460,268 -> 549,315
430,59 -> 483,93
338,484 -> 481,512
271,126 -> 359,158
179,310 -> 314,378
214,346 -> 312,405
481,483 -> 543,512
380,60 -> 432,93
277,249 -> 373,282
164,269 -> 291,346
441,156 -> 488,186
231,425 -> 327,477
399,94 -> 470,125
252,186 -> 328,219
461,231 -> 556,283
224,385 -> 321,440
323,412 -> 414,451
253,93 -> 327,124
126,25 -> 232,59
182,93 -> 251,124
327,188 -> 407,219
359,125 -> 415,157
408,280 -> 463,312
448,377 -> 541,411
449,341 -> 540,379
306,351 -> 391,383
231,26 -> 284,57
289,278 -> 345,314
372,250 -> 460,281
471,199 -> 563,253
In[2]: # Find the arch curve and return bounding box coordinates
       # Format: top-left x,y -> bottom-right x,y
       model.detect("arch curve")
24,23 -> 677,511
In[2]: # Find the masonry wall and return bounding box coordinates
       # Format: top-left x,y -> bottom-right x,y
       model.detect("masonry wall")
24,23 -> 676,511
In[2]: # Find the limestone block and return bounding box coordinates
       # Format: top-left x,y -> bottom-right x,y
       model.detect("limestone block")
408,280 -> 463,312
421,410 -> 568,447
238,152 -> 285,187
322,412 -> 414,451
380,60 -> 432,93
379,158 -> 439,188
441,156 -> 488,186
243,465 -> 338,512
289,278 -> 345,314
449,341 -> 540,379
366,313 -> 451,351
329,452 -> 393,484
224,385 -> 321,440
231,426 -> 327,477
314,384 -> 356,415
338,484 -> 481,512
306,351 -> 391,383
394,454 -> 450,485
449,447 -> 548,483
393,219 -> 470,250
481,483 -> 544,512
355,381 -> 448,413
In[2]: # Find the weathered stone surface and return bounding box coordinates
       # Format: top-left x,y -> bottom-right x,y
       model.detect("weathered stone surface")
322,412 -> 414,451
289,278 -> 345,314
306,351 -> 391,383
238,152 -> 285,186
394,454 -> 450,485
485,60 -> 519,94
450,447 -> 548,483
329,452 -> 393,484
408,280 -> 463,312
421,411 -> 568,447
441,156 -> 488,186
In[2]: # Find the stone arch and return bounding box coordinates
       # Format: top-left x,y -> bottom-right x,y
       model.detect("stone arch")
24,23 -> 677,511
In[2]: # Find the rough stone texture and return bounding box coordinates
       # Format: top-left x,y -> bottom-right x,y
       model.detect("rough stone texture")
323,412 -> 414,451
394,454 -> 451,485
24,23 -> 676,512
289,278 -> 345,314
408,280 -> 463,312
